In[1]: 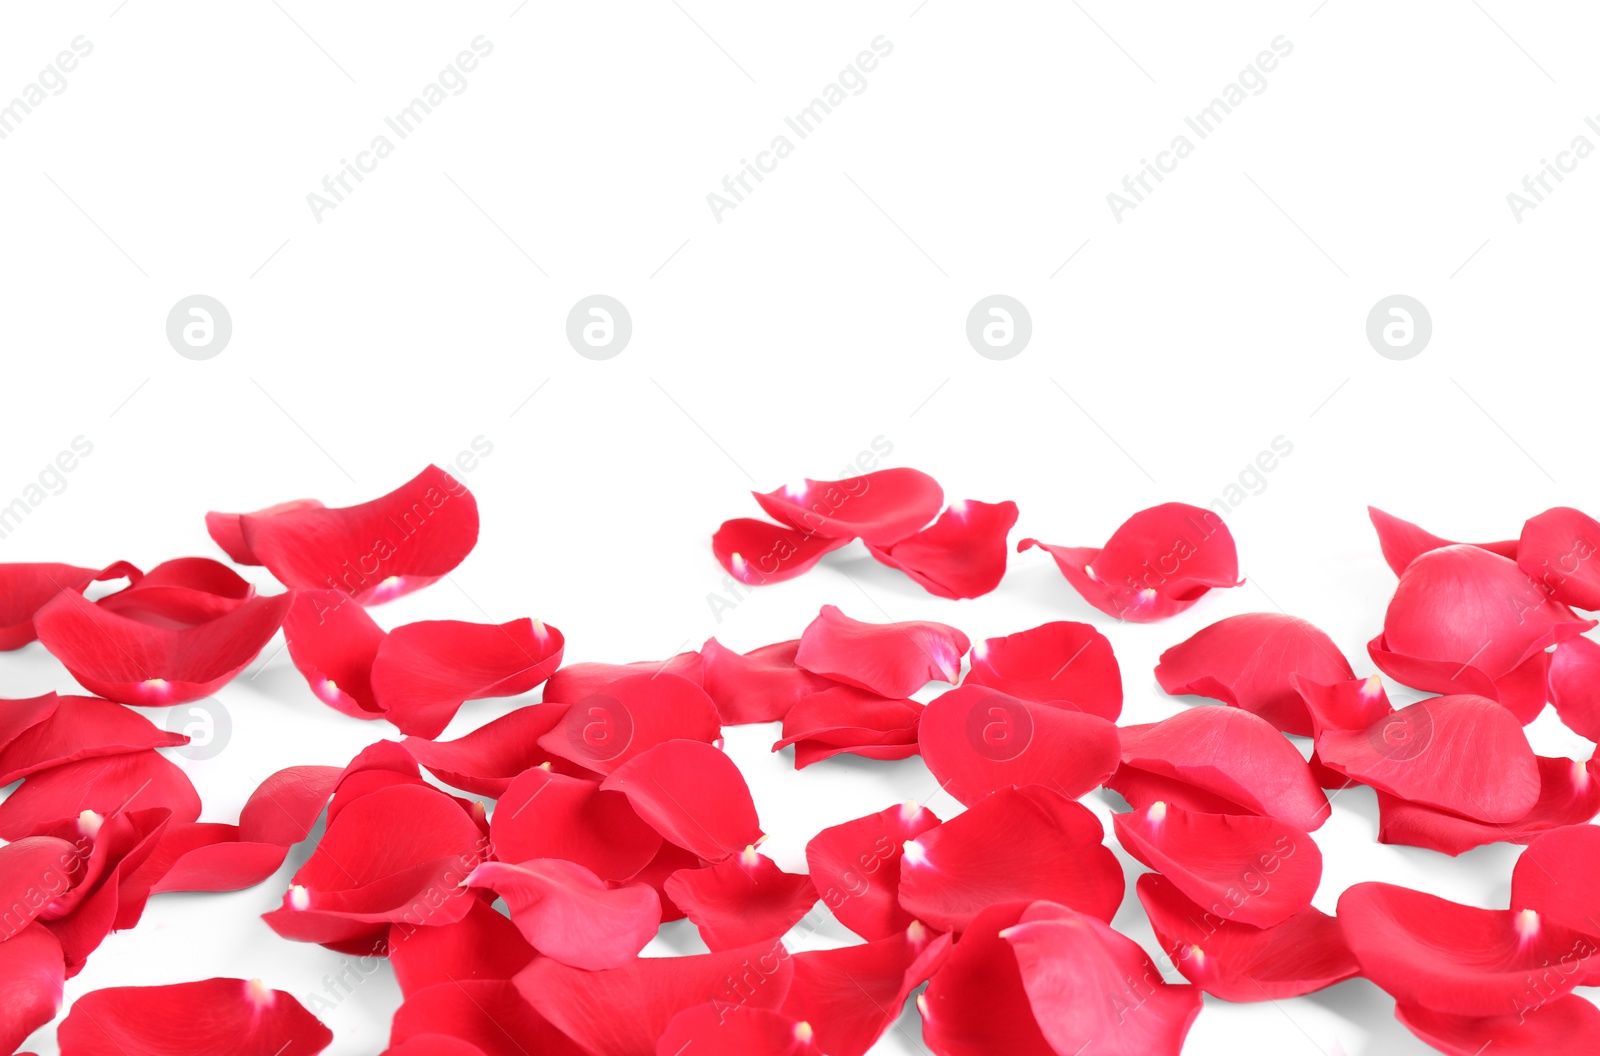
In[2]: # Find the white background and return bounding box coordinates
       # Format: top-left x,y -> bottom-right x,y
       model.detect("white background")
4,2 -> 1599,1053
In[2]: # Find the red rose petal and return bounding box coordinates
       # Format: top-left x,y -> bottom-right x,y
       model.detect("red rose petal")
1397,995 -> 1600,1056
41,807 -> 172,974
282,589 -> 387,718
206,498 -> 324,565
404,704 -> 570,796
1112,707 -> 1331,831
918,901 -> 1058,1056
1019,502 -> 1240,622
1367,506 -> 1518,575
35,589 -> 290,707
657,1003 -> 821,1056
94,558 -> 252,628
466,859 -> 660,970
753,468 -> 943,545
58,978 -> 332,1055
388,900 -> 534,999
0,695 -> 187,784
235,465 -> 478,603
625,839 -> 701,924
0,924 -> 65,1053
0,692 -> 61,753
866,499 -> 1019,599
713,518 -> 852,585
898,786 -> 1123,933
516,940 -> 795,1056
701,638 -> 831,725
1156,613 -> 1354,737
918,685 -> 1119,806
962,620 -> 1122,721
490,765 -> 662,881
0,750 -> 199,841
794,604 -> 968,697
1338,881 -> 1600,1017
1548,636 -> 1600,741
1001,901 -> 1203,1056
537,671 -> 720,776
0,836 -> 82,935
390,979 -> 584,1056
600,740 -> 763,861
1377,754 -> 1600,855
664,847 -> 817,951
543,653 -> 704,700
1518,506 -> 1600,610
0,561 -> 139,651
382,1037 -> 488,1056
781,924 -> 951,1056
1317,694 -> 1540,823
1112,801 -> 1321,927
1136,873 -> 1358,1001
1510,825 -> 1600,982
806,801 -> 940,941
371,617 -> 564,738
773,684 -> 922,769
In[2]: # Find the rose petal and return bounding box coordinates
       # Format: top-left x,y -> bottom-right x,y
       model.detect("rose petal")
1377,754 -> 1600,855
753,468 -> 943,545
866,499 -> 1019,599
625,840 -> 701,924
58,978 -> 332,1055
701,638 -> 831,725
794,604 -> 968,697
1019,503 -> 1240,622
664,848 -> 817,951
234,465 -> 478,603
963,621 -> 1122,720
713,518 -> 853,585
466,859 -> 659,970
1112,801 -> 1321,927
1518,506 -> 1600,610
371,617 -> 564,738
282,589 -> 387,718
0,751 -> 198,841
1548,637 -> 1600,741
781,923 -> 950,1056
390,979 -> 584,1056
0,836 -> 82,935
206,499 -> 324,565
918,901 -> 1059,1056
806,801 -> 940,941
1510,824 -> 1600,982
898,786 -> 1123,933
600,740 -> 763,862
1156,613 -> 1354,736
0,692 -> 61,754
0,562 -> 139,651
658,1004 -> 821,1056
94,558 -> 253,628
773,684 -> 921,769
543,653 -> 703,699
1338,881 -> 1600,1016
0,696 -> 187,784
41,807 -> 172,974
1397,996 -> 1600,1056
490,765 -> 662,881
404,704 -> 571,796
919,685 -> 1119,807
1136,873 -> 1358,1001
388,900 -> 534,999
0,925 -> 65,1053
1367,506 -> 1518,575
537,672 -> 719,777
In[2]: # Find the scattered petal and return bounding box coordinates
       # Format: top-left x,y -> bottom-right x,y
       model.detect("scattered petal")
1377,754 -> 1600,855
713,518 -> 852,585
866,499 -> 1019,599
404,703 -> 570,796
664,849 -> 817,951
0,925 -> 65,1053
466,859 -> 659,970
390,979 -> 584,1056
752,468 -> 943,545
1397,996 -> 1600,1056
962,620 -> 1122,721
1367,506 -> 1517,575
388,900 -> 534,999
1518,506 -> 1600,610
0,695 -> 187,785
701,638 -> 832,725
538,672 -> 719,776
774,684 -> 922,769
658,1003 -> 822,1056
0,751 -> 198,841
490,765 -> 662,882
282,589 -> 387,718
600,740 -> 763,862
806,801 -> 940,941
371,617 -> 564,738
0,561 -> 139,652
795,604 -> 968,697
781,924 -> 951,1056
57,977 -> 332,1055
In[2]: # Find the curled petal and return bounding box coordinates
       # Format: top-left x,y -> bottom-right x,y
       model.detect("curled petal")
283,589 -> 387,718
1156,613 -> 1354,736
753,468 -> 943,545
713,518 -> 851,586
0,924 -> 65,1053
0,696 -> 187,785
389,900 -> 534,999
1398,996 -> 1600,1056
1019,503 -> 1240,622
1367,506 -> 1517,575
466,859 -> 659,971
866,499 -> 1019,599
35,590 -> 290,706
1338,881 -> 1600,1017
659,1004 -> 821,1056
773,685 -> 921,769
94,558 -> 252,628
806,801 -> 940,941
404,704 -> 569,797
1376,754 -> 1600,855
371,617 -> 564,738
1137,873 -> 1357,1001
1002,901 -> 1203,1056
537,672 -> 719,777
963,621 -> 1122,720
0,561 -> 139,651
390,979 -> 583,1056
0,837 -> 82,934
665,849 -> 817,951
58,978 -> 332,1055
898,786 -> 1122,933
1518,506 -> 1600,610
206,498 -> 324,565
1548,636 -> 1600,741
0,750 -> 198,841
235,465 -> 479,603
701,638 -> 831,725
490,765 -> 662,881
919,901 -> 1060,1056
781,924 -> 951,1056
1317,695 -> 1540,823
795,604 -> 968,697
1112,707 -> 1330,831
1510,824 -> 1600,984
919,685 -> 1119,806
1112,802 -> 1321,928
601,740 -> 763,861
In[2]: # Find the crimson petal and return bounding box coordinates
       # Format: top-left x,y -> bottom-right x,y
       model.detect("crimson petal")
371,617 -> 563,738
282,589 -> 387,718
898,786 -> 1123,932
0,924 -> 64,1052
544,652 -> 703,699
206,498 -> 324,565
963,620 -> 1122,720
781,924 -> 950,1056
918,901 -> 1058,1056
1397,996 -> 1600,1056
1367,506 -> 1518,575
773,684 -> 921,769
490,765 -> 662,881
0,562 -> 139,651
234,465 -> 478,603
866,499 -> 1019,599
538,671 -> 719,776
404,704 -> 569,796
600,740 -> 762,861
1518,506 -> 1600,610
1548,636 -> 1600,741
389,900 -> 533,999
0,693 -> 61,754
658,1004 -> 821,1056
664,848 -> 817,951
1019,503 -> 1240,622
0,696 -> 186,784
0,836 -> 82,935
806,802 -> 940,941
1510,824 -> 1600,982
753,468 -> 943,545
1377,754 -> 1600,855
390,979 -> 584,1056
94,558 -> 252,628
466,859 -> 659,970
57,978 -> 331,1055
1136,873 -> 1357,1000
919,685 -> 1119,806
713,518 -> 852,585
794,604 -> 967,697
701,638 -> 831,725
0,751 -> 198,841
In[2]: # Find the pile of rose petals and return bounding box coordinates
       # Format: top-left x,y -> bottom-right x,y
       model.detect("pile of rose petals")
5,475 -> 1600,1056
